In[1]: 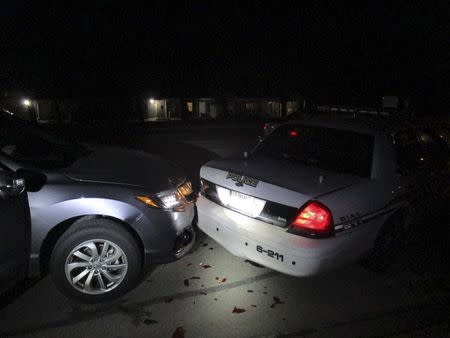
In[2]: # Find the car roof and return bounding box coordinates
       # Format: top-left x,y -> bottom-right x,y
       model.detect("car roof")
285,113 -> 408,136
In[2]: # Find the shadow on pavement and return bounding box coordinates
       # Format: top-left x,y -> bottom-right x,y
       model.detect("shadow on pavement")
0,278 -> 40,310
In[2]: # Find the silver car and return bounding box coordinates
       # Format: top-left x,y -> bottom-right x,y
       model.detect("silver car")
197,116 -> 449,276
0,112 -> 196,302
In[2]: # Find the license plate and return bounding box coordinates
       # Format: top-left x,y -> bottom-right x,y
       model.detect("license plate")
256,245 -> 284,262
228,191 -> 266,217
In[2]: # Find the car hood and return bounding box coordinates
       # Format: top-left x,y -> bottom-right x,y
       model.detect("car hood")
203,158 -> 364,198
64,145 -> 185,191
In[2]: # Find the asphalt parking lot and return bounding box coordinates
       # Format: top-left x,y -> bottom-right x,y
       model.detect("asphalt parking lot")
1,124 -> 450,337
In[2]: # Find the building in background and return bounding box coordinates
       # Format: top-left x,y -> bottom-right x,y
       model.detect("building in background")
0,94 -> 40,123
144,97 -> 186,120
141,96 -> 307,121
1,91 -> 308,123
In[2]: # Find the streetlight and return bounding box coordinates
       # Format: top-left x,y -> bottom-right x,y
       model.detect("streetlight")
22,99 -> 31,107
149,98 -> 155,104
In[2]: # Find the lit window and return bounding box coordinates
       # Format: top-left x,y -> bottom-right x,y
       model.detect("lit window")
287,101 -> 298,114
245,102 -> 256,112
187,102 -> 193,113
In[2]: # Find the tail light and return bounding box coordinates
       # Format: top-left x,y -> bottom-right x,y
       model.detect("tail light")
290,201 -> 333,237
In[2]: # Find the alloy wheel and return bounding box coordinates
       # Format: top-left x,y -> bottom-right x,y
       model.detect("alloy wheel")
64,239 -> 128,295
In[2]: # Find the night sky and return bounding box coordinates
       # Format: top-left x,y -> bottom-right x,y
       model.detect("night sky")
1,1 -> 449,110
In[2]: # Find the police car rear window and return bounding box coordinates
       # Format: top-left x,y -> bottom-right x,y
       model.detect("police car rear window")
253,124 -> 374,177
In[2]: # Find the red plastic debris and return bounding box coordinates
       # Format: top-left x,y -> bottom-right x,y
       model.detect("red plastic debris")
172,326 -> 185,338
202,264 -> 211,269
232,306 -> 246,314
221,278 -> 227,283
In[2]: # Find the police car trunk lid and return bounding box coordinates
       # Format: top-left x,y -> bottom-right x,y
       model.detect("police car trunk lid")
201,158 -> 363,210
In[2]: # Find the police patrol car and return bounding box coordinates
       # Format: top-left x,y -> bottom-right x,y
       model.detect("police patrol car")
197,113 -> 448,276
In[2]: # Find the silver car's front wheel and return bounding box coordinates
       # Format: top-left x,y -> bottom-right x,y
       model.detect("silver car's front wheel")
51,219 -> 142,303
65,239 -> 128,295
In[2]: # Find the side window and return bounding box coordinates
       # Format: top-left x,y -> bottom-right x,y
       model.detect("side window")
394,129 -> 421,174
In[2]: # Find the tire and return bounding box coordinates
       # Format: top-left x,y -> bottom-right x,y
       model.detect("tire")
363,213 -> 406,273
50,218 -> 143,303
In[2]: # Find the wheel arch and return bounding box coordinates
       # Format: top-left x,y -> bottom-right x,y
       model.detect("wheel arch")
39,215 -> 145,276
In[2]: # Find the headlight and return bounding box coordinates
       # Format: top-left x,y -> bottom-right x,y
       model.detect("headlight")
136,181 -> 195,211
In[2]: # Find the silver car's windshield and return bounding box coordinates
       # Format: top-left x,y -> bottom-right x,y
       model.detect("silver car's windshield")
252,124 -> 374,177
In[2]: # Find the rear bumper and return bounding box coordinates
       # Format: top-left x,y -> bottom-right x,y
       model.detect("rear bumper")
197,196 -> 380,276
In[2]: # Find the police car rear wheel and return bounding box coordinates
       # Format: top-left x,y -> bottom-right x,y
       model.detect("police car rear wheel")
364,215 -> 406,272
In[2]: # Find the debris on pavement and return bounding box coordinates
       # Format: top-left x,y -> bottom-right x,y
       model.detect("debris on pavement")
270,296 -> 284,308
186,263 -> 193,267
221,278 -> 227,283
184,279 -> 190,287
190,276 -> 201,280
172,326 -> 185,338
247,290 -> 254,293
118,304 -> 152,327
232,306 -> 246,314
200,290 -> 208,295
251,305 -> 257,308
202,243 -> 208,247
165,297 -> 174,303
202,264 -> 211,269
144,319 -> 159,325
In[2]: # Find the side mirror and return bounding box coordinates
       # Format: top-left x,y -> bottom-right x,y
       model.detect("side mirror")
0,172 -> 26,198
15,168 -> 47,192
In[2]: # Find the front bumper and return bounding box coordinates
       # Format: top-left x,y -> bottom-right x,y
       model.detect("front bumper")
131,203 -> 196,267
197,196 -> 377,277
